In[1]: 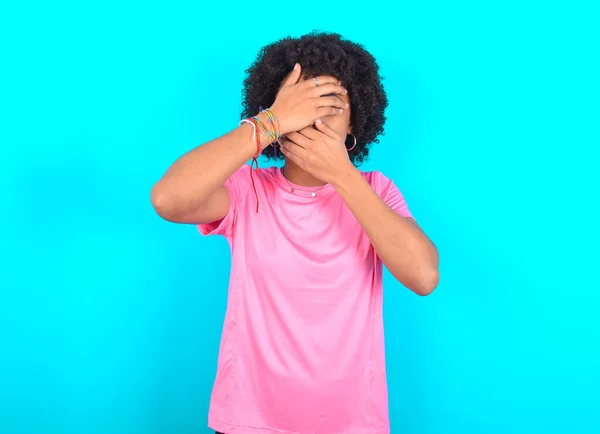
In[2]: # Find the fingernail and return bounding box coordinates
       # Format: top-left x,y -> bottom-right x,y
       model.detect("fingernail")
345,103 -> 349,107
338,109 -> 343,114
294,63 -> 299,70
316,119 -> 323,124
344,89 -> 348,95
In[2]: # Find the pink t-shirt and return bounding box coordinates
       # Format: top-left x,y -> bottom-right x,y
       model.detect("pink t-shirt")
198,165 -> 413,434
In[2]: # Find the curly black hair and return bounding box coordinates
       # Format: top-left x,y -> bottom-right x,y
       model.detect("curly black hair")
241,30 -> 388,164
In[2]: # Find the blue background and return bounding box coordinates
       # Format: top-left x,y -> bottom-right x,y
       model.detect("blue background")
1,1 -> 599,433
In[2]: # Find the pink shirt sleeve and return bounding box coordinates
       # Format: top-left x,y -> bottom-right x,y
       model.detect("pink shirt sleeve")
370,171 -> 414,219
197,164 -> 252,238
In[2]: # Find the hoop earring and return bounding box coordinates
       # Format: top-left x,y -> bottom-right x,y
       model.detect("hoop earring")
346,133 -> 357,152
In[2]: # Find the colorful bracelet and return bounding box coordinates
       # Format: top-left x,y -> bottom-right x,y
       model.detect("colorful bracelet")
239,107 -> 282,213
261,107 -> 281,157
239,107 -> 281,153
261,108 -> 281,142
239,118 -> 262,157
253,116 -> 276,147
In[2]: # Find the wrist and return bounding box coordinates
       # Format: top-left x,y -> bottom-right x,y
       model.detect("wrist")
238,122 -> 264,156
269,105 -> 289,135
255,112 -> 274,149
240,111 -> 277,152
331,163 -> 362,192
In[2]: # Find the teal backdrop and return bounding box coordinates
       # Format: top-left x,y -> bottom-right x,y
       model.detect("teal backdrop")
1,1 -> 598,433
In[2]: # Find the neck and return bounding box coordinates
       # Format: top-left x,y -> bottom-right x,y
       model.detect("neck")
282,160 -> 326,187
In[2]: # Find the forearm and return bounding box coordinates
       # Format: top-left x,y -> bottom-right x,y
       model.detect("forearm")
333,167 -> 439,295
152,113 -> 270,212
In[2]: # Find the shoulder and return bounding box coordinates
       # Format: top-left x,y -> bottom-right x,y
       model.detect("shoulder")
361,169 -> 414,218
359,170 -> 396,195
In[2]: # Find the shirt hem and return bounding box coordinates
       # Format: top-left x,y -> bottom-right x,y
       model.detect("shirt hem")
208,416 -> 390,434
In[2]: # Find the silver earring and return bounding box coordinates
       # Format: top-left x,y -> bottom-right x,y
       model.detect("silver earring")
346,133 -> 357,151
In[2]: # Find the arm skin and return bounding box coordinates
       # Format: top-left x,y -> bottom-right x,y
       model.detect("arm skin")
333,167 -> 440,296
150,113 -> 271,224
150,68 -> 347,225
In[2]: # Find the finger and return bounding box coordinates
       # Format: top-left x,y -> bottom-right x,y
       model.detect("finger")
296,126 -> 320,141
310,83 -> 348,98
316,95 -> 349,110
317,106 -> 345,118
280,145 -> 303,168
282,63 -> 302,88
314,119 -> 344,141
280,139 -> 309,160
285,132 -> 311,148
307,75 -> 342,88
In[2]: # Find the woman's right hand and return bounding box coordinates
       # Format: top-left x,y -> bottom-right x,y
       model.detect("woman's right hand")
270,63 -> 348,135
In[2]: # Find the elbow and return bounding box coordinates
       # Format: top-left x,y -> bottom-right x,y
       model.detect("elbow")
414,247 -> 440,296
150,182 -> 178,221
413,267 -> 440,296
391,265 -> 439,296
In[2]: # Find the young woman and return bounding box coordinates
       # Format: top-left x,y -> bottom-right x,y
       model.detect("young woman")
151,31 -> 439,434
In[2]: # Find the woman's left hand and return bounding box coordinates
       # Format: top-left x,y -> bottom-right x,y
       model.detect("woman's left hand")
279,119 -> 355,185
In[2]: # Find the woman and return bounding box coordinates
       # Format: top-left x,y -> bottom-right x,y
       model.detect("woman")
151,31 -> 439,434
